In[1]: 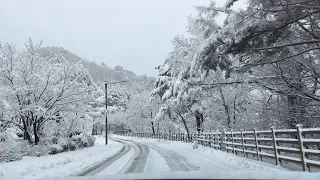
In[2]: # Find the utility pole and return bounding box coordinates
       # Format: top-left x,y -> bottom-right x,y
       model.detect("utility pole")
151,111 -> 155,135
105,79 -> 128,145
105,82 -> 108,145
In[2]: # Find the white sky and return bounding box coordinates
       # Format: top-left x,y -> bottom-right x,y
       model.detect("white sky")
0,0 -> 246,77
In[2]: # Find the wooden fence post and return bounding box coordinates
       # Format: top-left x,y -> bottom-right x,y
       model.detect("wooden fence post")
217,130 -> 221,150
205,133 -> 208,147
222,129 -> 226,151
253,129 -> 260,161
210,132 -> 213,148
231,130 -> 235,154
211,133 -> 215,149
195,132 -> 197,142
241,130 -> 246,157
271,127 -> 280,166
191,132 -> 194,142
296,124 -> 307,171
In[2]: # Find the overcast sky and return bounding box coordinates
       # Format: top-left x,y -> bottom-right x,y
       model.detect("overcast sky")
0,0 -> 246,77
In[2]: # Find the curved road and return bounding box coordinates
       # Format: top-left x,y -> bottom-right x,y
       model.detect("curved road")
75,137 -> 200,176
75,135 -> 279,177
75,138 -> 150,176
116,138 -> 199,172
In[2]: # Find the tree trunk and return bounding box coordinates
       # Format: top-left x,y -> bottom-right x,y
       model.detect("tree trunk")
219,86 -> 232,129
151,121 -> 155,135
22,118 -> 32,144
33,122 -> 39,145
175,111 -> 190,140
150,112 -> 155,134
156,122 -> 160,134
195,110 -> 204,133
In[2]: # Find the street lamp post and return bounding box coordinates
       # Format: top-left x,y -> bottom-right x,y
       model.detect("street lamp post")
105,80 -> 128,145
104,82 -> 108,145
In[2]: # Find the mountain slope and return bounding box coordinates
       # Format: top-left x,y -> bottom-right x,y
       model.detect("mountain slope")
39,47 -> 155,90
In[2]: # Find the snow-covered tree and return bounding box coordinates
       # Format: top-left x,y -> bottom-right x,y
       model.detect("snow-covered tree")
0,39 -> 96,144
153,0 -> 320,132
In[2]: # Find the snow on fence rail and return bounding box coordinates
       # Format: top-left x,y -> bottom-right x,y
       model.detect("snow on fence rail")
119,124 -> 320,172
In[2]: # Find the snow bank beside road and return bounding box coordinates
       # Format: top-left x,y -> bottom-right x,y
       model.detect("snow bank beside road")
0,136 -> 122,180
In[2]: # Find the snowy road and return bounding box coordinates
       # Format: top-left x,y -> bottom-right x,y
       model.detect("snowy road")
77,138 -> 149,176
80,135 -> 289,177
127,139 -> 199,171
77,139 -> 133,176
111,137 -> 199,172
2,135 -> 320,180
108,135 -> 284,173
120,139 -> 149,174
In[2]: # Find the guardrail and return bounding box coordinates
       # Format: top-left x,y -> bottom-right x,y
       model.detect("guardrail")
119,124 -> 320,172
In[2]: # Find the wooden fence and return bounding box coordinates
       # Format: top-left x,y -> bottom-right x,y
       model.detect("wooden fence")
119,124 -> 320,172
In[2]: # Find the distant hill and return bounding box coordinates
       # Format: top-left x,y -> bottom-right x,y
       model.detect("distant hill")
39,47 -> 155,91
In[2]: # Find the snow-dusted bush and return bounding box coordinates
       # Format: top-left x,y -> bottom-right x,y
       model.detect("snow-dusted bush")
58,138 -> 68,152
26,145 -> 51,157
72,134 -> 86,148
0,129 -> 19,142
68,141 -> 77,151
86,135 -> 96,147
49,144 -> 64,155
50,137 -> 59,144
0,131 -> 22,162
71,134 -> 95,148
0,134 -> 96,162
0,142 -> 22,162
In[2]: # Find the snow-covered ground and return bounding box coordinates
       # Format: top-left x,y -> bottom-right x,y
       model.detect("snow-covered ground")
1,135 -> 320,180
0,136 -> 123,180
41,170 -> 320,180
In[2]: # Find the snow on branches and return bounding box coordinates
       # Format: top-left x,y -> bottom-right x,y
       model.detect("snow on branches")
0,39 -> 97,145
152,0 -> 320,132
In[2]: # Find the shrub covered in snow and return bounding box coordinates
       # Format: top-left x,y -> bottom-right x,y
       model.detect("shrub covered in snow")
86,135 -> 96,147
68,141 -> 77,151
71,133 -> 96,149
58,138 -> 68,152
0,131 -> 22,162
0,142 -> 22,162
25,144 -> 51,157
0,132 -> 96,162
49,144 -> 64,155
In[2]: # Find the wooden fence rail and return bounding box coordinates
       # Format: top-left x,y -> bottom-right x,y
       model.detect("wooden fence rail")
119,124 -> 320,172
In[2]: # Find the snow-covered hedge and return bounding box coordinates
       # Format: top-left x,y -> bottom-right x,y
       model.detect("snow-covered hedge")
0,133 -> 96,162
0,131 -> 22,162
48,134 -> 96,154
0,142 -> 22,162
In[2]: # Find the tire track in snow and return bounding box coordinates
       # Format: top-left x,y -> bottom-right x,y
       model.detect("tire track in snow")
147,144 -> 200,171
110,137 -> 149,174
123,142 -> 149,174
75,139 -> 132,176
117,138 -> 199,172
